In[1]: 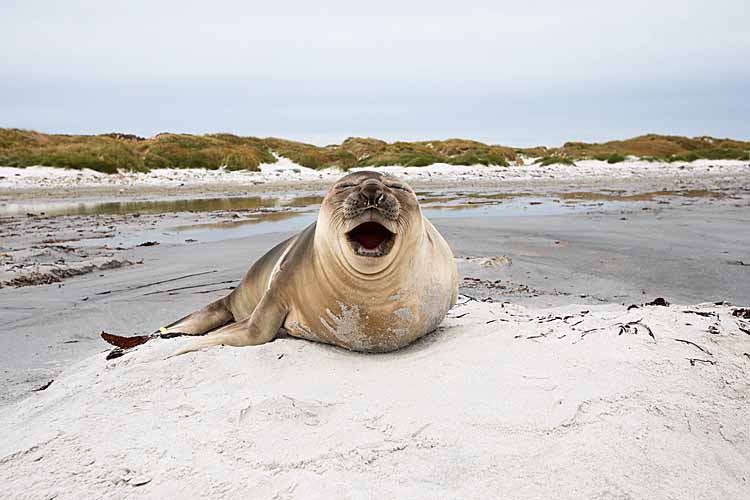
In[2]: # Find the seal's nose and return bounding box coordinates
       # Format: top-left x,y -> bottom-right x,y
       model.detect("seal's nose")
360,179 -> 384,206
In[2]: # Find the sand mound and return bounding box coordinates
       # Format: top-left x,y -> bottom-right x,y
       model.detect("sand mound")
1,301 -> 749,499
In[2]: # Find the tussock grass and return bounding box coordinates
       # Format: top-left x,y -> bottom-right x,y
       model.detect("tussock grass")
515,146 -> 549,158
666,148 -> 750,162
1,129 -> 748,173
535,156 -> 576,166
559,134 -> 750,162
142,133 -> 275,171
264,138 -> 357,170
0,130 -> 277,173
602,153 -> 627,164
0,132 -> 147,173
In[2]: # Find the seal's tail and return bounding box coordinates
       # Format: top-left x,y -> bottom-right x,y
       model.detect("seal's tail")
100,331 -> 152,349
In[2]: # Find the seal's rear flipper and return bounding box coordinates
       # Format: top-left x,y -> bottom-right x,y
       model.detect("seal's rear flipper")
101,331 -> 152,349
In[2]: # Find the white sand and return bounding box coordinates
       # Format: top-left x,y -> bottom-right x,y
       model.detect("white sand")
2,300 -> 748,499
1,158 -> 749,190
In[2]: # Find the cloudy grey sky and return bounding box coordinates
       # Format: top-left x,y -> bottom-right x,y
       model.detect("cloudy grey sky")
1,0 -> 748,146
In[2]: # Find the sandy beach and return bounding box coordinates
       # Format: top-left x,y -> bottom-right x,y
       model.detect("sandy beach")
2,299 -> 749,499
1,160 -> 750,499
4,0 -> 750,494
2,157 -> 749,196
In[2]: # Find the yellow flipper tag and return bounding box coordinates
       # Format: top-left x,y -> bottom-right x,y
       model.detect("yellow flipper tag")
159,327 -> 168,334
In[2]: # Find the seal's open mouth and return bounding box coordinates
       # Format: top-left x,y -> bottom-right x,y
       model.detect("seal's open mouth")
346,222 -> 395,257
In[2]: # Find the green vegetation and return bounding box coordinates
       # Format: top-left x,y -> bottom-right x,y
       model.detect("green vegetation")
0,128 -> 748,173
0,129 -> 277,173
558,134 -> 750,162
665,148 -> 750,162
516,146 -> 549,158
265,138 -> 357,170
338,138 -> 513,168
605,153 -> 627,164
0,131 -> 148,174
0,130 -> 517,173
535,156 -> 576,166
143,134 -> 275,171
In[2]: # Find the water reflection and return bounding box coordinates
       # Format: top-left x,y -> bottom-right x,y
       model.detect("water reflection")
0,195 -> 325,217
0,188 -> 729,219
172,210 -> 312,232
554,190 -> 727,202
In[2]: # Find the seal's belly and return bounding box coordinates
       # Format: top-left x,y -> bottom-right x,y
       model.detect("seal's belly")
283,283 -> 453,352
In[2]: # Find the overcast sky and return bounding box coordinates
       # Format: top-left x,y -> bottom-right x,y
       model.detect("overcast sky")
2,0 -> 749,146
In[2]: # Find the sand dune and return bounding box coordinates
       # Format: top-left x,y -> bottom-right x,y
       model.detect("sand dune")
2,300 -> 748,499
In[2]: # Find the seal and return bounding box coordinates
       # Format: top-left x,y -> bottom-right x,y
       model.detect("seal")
103,171 -> 457,355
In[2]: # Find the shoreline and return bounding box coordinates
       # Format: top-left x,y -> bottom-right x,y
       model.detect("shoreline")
2,166 -> 747,291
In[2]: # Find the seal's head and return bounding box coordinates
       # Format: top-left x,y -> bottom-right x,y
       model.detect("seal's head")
318,171 -> 422,274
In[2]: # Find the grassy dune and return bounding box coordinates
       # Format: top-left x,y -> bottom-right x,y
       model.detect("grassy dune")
0,128 -> 748,173
0,130 -> 277,174
558,134 -> 750,163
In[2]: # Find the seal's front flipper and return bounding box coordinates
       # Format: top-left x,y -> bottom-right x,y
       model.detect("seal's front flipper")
158,296 -> 234,336
172,290 -> 287,356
